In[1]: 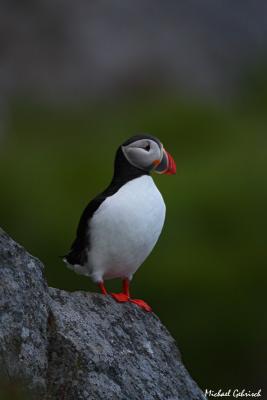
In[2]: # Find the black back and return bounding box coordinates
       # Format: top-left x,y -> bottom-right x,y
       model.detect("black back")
64,146 -> 149,266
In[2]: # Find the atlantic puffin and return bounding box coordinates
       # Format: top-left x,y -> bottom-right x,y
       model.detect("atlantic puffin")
63,134 -> 176,311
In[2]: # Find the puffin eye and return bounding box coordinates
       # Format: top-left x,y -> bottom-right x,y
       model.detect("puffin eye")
144,144 -> 150,152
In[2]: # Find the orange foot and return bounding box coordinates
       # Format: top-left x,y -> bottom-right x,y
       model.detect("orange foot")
111,292 -> 129,302
111,293 -> 152,312
129,298 -> 152,312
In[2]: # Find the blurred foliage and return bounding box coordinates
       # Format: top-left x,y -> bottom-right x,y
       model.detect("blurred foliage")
0,83 -> 267,393
0,378 -> 31,400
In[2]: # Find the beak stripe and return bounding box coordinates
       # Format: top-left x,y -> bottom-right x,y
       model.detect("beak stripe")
152,159 -> 161,167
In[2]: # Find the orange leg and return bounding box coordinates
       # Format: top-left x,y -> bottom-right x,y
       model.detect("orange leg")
98,281 -> 108,295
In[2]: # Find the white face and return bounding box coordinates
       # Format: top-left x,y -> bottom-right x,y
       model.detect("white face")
121,138 -> 163,172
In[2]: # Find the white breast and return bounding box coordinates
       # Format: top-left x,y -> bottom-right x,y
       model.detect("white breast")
87,175 -> 166,282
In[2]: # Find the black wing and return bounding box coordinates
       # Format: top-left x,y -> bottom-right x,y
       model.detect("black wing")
64,194 -> 106,266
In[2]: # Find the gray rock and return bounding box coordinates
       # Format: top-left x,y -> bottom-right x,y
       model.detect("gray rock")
0,228 -> 49,397
0,228 -> 206,399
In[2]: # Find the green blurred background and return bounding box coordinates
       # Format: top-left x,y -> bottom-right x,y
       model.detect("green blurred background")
1,1 -> 267,397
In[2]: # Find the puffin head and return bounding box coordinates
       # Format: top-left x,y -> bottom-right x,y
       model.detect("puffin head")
118,134 -> 176,176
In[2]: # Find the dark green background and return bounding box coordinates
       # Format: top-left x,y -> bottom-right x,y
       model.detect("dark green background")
0,86 -> 266,395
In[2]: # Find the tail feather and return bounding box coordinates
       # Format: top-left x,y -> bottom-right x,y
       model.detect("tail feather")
62,242 -> 88,266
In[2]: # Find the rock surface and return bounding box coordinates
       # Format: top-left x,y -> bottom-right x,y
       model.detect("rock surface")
0,228 -> 205,400
0,228 -> 49,397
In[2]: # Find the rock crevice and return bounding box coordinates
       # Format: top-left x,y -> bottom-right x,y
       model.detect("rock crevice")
0,229 -> 205,399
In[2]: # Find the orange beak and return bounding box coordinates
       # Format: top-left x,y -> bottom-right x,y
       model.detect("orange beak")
154,148 -> 176,175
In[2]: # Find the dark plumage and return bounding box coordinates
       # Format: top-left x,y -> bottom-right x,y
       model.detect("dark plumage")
64,140 -> 150,266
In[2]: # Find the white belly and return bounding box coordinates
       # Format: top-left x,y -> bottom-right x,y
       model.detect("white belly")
88,175 -> 166,282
